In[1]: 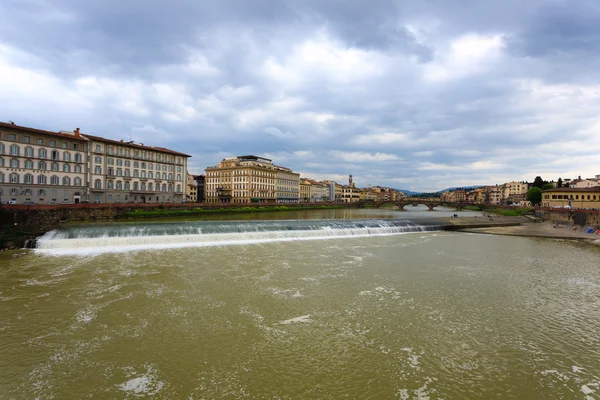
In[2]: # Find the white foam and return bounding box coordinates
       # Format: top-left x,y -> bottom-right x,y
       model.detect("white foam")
572,366 -> 584,373
277,315 -> 312,325
35,226 -> 437,256
581,385 -> 595,395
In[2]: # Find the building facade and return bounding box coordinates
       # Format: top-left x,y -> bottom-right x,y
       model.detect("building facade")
0,122 -> 189,204
193,175 -> 205,202
186,172 -> 197,202
205,155 -> 280,203
275,166 -> 300,203
542,187 -> 600,209
299,179 -> 311,202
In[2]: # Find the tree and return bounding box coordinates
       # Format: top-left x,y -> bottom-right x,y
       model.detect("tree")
533,176 -> 545,189
542,182 -> 555,190
527,187 -> 542,205
557,177 -> 563,188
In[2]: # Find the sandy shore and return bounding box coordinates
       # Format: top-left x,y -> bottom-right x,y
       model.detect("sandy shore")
459,220 -> 600,245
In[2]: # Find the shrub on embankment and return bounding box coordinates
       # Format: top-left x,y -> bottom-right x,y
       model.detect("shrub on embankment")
121,205 -> 344,218
486,207 -> 533,217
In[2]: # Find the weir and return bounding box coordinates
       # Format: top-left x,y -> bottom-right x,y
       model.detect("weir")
34,219 -> 443,256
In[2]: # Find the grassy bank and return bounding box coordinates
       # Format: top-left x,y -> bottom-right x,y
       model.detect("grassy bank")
463,205 -> 481,211
486,207 -> 533,217
121,205 -> 345,219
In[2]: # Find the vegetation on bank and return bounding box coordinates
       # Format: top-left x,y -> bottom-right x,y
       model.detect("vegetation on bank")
485,207 -> 533,217
121,205 -> 345,218
463,205 -> 481,211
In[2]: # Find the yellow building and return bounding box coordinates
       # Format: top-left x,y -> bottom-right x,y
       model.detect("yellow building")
186,172 -> 197,203
542,187 -> 600,209
299,179 -> 311,202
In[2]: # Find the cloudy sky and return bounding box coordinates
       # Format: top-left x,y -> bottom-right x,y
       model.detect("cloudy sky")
1,0 -> 599,191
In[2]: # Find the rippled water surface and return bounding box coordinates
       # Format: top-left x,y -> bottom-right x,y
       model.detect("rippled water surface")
1,211 -> 599,399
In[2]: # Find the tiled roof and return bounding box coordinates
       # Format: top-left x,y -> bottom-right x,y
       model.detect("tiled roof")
0,121 -> 88,141
82,134 -> 191,157
543,187 -> 600,192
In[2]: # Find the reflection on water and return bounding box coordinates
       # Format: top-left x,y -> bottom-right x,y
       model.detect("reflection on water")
1,209 -> 599,399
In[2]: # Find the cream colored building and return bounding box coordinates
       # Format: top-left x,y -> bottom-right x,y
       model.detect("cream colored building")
0,122 -> 189,204
569,179 -> 600,189
341,185 -> 361,203
205,155 -> 300,204
300,179 -> 311,202
84,134 -> 188,204
0,122 -> 88,204
309,180 -> 329,202
542,187 -> 600,209
275,166 -> 300,203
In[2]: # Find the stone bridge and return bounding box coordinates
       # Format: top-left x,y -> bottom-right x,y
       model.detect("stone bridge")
357,199 -> 465,211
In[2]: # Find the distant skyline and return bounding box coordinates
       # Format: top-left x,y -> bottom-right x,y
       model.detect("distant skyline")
2,0 -> 599,191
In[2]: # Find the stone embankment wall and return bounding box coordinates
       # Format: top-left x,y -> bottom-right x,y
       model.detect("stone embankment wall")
538,208 -> 600,227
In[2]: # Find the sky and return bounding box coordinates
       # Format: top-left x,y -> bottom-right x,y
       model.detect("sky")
1,0 -> 600,192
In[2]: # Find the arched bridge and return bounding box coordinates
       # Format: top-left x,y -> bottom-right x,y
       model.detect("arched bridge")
357,199 -> 465,211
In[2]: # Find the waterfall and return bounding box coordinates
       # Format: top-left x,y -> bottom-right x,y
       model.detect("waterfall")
34,219 -> 442,255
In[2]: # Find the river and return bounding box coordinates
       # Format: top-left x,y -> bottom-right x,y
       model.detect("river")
1,207 -> 599,399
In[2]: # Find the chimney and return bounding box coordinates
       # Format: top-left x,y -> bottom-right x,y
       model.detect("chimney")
74,128 -> 80,137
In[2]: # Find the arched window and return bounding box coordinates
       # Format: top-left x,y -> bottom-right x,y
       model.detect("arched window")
10,173 -> 19,183
176,184 -> 181,193
38,175 -> 47,184
148,183 -> 153,191
63,152 -> 71,162
51,163 -> 59,171
141,171 -> 146,178
162,173 -> 167,180
24,174 -> 33,184
74,153 -> 82,163
38,148 -> 47,158
74,177 -> 82,186
95,156 -> 102,164
51,150 -> 59,160
63,164 -> 71,173
94,179 -> 102,189
107,181 -> 114,190
38,161 -> 47,170
9,158 -> 19,168
62,176 -> 71,186
51,175 -> 59,185
24,146 -> 34,157
148,172 -> 153,179
25,160 -> 33,169
107,158 -> 114,165
74,165 -> 82,173
124,182 -> 130,191
141,182 -> 146,191
10,144 -> 20,156
133,182 -> 139,190
168,173 -> 173,180
116,181 -> 122,190
168,184 -> 173,192
162,184 -> 167,192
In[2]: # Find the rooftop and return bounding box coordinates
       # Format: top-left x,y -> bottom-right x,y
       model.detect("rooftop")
0,121 -> 88,141
82,133 -> 191,157
543,187 -> 600,192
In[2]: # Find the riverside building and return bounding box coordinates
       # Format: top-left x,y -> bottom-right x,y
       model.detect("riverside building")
0,121 -> 190,204
205,155 -> 300,204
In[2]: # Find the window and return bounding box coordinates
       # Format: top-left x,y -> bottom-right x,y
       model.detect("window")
116,181 -> 122,190
50,140 -> 56,147
24,174 -> 33,184
9,158 -> 19,168
38,161 -> 47,170
141,162 -> 146,169
51,175 -> 59,185
117,159 -> 123,166
177,167 -> 182,173
148,183 -> 153,191
162,173 -> 167,180
108,158 -> 114,165
0,143 -> 4,154
95,144 -> 101,152
10,173 -> 19,183
73,143 -> 79,150
25,160 -> 33,169
177,174 -> 181,181
24,146 -> 34,157
94,179 -> 102,189
74,153 -> 82,163
37,138 -> 44,145
124,182 -> 130,191
141,171 -> 146,178
10,188 -> 17,195
95,156 -> 102,164
117,168 -> 122,176
61,142 -> 67,149
95,166 -> 102,174
108,168 -> 114,176
74,177 -> 82,186
134,170 -> 139,177
162,184 -> 167,192
63,164 -> 71,173
51,150 -> 59,160
62,176 -> 71,186
107,181 -> 114,190
0,172 -> 4,183
125,169 -> 130,177
133,182 -> 139,190
148,163 -> 153,170
38,175 -> 47,184
39,148 -> 47,158
141,182 -> 146,191
125,160 -> 131,167
8,133 -> 16,141
134,161 -> 139,168
39,189 -> 46,196
10,144 -> 19,156
168,184 -> 173,192
74,165 -> 82,173
176,184 -> 181,193
168,173 -> 173,180
0,157 -> 3,167
51,163 -> 59,171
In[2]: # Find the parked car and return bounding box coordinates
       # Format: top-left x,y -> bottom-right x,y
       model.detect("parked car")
47,200 -> 56,205
2,200 -> 17,205
23,201 -> 36,205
